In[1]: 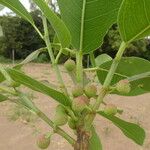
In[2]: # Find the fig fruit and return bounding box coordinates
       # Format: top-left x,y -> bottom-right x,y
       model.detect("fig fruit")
72,95 -> 89,112
116,79 -> 131,94
53,113 -> 68,126
72,85 -> 83,97
84,84 -> 97,98
104,104 -> 117,116
53,105 -> 68,126
55,104 -> 66,114
37,134 -> 50,149
64,59 -> 76,72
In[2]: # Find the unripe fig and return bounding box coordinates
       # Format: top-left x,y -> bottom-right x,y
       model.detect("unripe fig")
53,105 -> 68,126
55,104 -> 66,114
84,84 -> 97,98
70,51 -> 76,58
37,134 -> 50,149
64,59 -> 76,72
104,104 -> 117,116
116,79 -> 131,94
72,85 -> 83,97
72,95 -> 89,112
53,112 -> 68,126
68,118 -> 76,129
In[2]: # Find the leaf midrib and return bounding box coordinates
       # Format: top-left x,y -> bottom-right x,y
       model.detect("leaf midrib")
128,71 -> 150,82
124,0 -> 150,43
7,69 -> 70,106
128,24 -> 150,43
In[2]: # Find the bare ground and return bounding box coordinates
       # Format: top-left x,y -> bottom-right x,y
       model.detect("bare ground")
0,63 -> 150,150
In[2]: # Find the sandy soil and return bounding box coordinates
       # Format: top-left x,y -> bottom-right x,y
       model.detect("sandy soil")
0,63 -> 150,150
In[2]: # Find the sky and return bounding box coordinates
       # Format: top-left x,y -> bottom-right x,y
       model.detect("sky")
0,0 -> 30,15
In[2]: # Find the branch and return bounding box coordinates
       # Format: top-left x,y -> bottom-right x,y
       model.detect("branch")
37,109 -> 75,146
84,42 -> 128,130
42,13 -> 69,96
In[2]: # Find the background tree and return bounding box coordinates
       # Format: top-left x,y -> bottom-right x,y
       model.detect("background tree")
0,11 -> 55,60
96,24 -> 150,60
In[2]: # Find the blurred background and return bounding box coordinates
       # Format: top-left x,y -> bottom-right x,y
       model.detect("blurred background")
0,0 -> 150,65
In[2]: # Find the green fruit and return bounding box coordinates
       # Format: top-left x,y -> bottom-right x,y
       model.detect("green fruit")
68,118 -> 76,129
64,59 -> 76,72
37,134 -> 50,149
53,112 -> 68,126
53,105 -> 68,126
56,104 -> 66,114
70,51 -> 76,58
84,84 -> 97,98
72,95 -> 89,112
116,79 -> 131,94
104,104 -> 117,116
72,85 -> 83,97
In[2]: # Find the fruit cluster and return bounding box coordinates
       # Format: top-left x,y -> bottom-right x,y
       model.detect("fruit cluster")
36,60 -> 131,149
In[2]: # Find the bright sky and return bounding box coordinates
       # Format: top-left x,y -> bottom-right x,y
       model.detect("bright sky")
0,0 -> 30,15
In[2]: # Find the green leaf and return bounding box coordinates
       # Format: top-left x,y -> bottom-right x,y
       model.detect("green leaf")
6,68 -> 71,106
89,126 -> 102,150
57,0 -> 122,53
118,0 -> 150,43
128,72 -> 150,92
53,35 -> 69,56
98,57 -> 150,96
17,92 -> 39,112
0,65 -> 13,84
98,111 -> 145,146
0,94 -> 8,102
0,0 -> 34,24
53,34 -> 60,44
15,48 -> 45,69
95,54 -> 112,67
40,80 -> 58,90
33,0 -> 71,48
